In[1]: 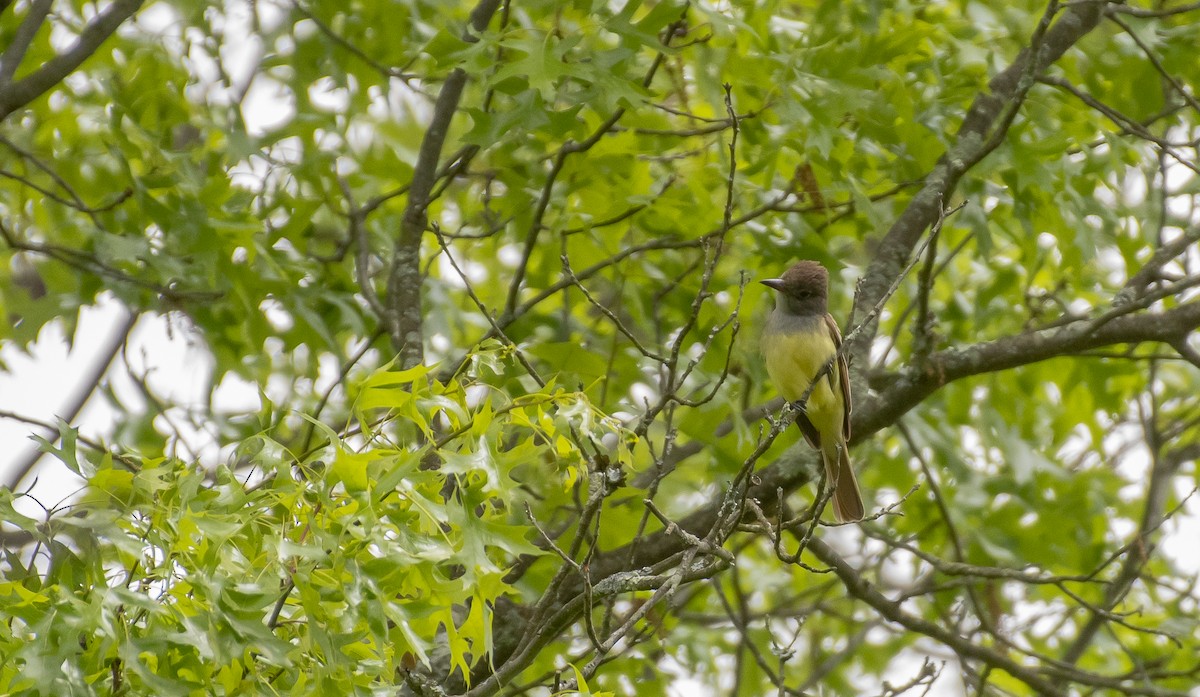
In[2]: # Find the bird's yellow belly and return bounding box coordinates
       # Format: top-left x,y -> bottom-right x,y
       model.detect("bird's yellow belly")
761,329 -> 842,436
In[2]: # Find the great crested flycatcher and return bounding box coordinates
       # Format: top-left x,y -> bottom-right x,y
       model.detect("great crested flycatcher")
760,261 -> 865,522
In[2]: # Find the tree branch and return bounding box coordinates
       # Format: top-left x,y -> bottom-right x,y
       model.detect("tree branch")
847,2 -> 1103,369
807,537 -> 1192,697
0,0 -> 146,120
384,0 -> 503,367
856,300 -> 1200,438
0,0 -> 52,85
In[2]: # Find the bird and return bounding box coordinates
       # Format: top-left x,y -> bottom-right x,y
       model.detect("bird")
760,261 -> 865,522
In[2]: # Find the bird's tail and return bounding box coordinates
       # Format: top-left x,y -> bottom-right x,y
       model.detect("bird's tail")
821,440 -> 864,522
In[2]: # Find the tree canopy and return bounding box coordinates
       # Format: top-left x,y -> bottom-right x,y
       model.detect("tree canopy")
1,1 -> 1198,695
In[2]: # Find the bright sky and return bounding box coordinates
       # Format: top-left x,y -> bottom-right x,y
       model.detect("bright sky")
0,296 -> 260,516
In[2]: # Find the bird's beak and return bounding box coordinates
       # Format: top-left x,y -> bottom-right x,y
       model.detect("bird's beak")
759,278 -> 784,292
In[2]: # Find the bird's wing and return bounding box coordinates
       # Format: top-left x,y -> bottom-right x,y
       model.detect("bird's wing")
825,313 -> 852,442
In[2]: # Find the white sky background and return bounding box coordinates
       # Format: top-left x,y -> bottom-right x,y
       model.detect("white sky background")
1,3 -> 1199,697
0,298 -> 263,509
